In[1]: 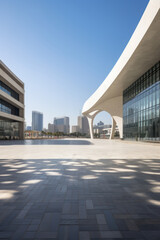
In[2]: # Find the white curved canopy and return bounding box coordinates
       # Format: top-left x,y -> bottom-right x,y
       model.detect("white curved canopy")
82,0 -> 160,116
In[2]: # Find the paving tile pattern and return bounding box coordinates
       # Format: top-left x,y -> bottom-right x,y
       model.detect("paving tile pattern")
0,142 -> 160,239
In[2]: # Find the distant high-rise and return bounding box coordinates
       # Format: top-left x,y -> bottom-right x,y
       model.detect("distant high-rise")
53,116 -> 70,134
48,123 -> 55,133
78,115 -> 89,134
72,125 -> 79,133
32,111 -> 43,131
26,126 -> 32,131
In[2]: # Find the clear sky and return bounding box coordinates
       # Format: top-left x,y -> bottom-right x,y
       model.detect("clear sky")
0,0 -> 149,128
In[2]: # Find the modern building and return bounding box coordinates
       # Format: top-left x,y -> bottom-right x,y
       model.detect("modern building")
72,125 -> 79,133
78,115 -> 89,134
0,61 -> 25,140
93,124 -> 112,135
97,121 -> 104,126
99,126 -> 119,138
48,123 -> 55,133
26,126 -> 32,131
53,116 -> 70,134
32,111 -> 43,131
82,0 -> 160,141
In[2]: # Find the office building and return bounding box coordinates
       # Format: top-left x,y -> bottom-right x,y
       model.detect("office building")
48,123 -> 55,133
78,115 -> 89,134
53,116 -> 70,134
72,125 -> 79,133
32,111 -> 43,131
82,0 -> 160,141
26,126 -> 32,131
0,61 -> 25,139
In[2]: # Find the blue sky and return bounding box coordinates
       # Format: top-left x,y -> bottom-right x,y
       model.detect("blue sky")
0,0 -> 149,128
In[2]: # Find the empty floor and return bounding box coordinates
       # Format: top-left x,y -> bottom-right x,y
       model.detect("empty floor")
0,139 -> 160,239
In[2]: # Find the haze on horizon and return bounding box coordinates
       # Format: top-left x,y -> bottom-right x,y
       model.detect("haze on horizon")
0,0 -> 149,128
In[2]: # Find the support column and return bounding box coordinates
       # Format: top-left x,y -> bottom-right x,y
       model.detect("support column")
110,117 -> 116,139
87,117 -> 94,139
19,121 -> 25,140
113,116 -> 123,139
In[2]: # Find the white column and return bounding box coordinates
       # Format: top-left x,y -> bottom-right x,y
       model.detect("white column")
87,117 -> 94,139
113,116 -> 123,139
110,117 -> 116,139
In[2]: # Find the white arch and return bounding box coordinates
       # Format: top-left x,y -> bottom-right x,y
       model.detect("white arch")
82,0 -> 160,139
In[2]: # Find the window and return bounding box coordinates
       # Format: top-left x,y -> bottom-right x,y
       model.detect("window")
0,99 -> 19,116
123,61 -> 160,140
0,80 -> 19,101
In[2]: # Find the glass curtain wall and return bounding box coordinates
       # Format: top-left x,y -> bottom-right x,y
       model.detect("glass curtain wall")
123,61 -> 160,141
0,119 -> 20,140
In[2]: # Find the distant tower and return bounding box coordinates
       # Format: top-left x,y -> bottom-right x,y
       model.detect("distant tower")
53,116 -> 70,134
32,111 -> 43,131
78,115 -> 89,134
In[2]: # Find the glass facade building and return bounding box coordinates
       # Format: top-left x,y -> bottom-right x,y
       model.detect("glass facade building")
123,61 -> 160,141
0,120 -> 20,140
32,111 -> 43,131
54,117 -> 69,126
53,117 -> 70,134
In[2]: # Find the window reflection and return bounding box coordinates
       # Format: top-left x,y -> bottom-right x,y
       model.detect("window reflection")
0,99 -> 19,116
0,80 -> 19,101
0,120 -> 20,140
123,61 -> 160,140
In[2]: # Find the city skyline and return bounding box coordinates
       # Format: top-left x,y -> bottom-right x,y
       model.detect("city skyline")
28,111 -> 111,130
0,0 -> 149,128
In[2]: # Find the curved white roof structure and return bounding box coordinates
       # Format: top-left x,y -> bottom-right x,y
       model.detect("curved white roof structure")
82,0 -> 160,139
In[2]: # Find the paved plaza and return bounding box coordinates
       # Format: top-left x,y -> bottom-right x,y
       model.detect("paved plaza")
0,139 -> 160,239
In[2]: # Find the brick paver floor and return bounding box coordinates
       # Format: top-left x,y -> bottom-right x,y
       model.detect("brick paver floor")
0,139 -> 160,239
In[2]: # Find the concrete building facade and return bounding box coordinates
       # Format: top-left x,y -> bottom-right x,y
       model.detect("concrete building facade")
82,0 -> 160,141
32,111 -> 43,131
0,61 -> 25,140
